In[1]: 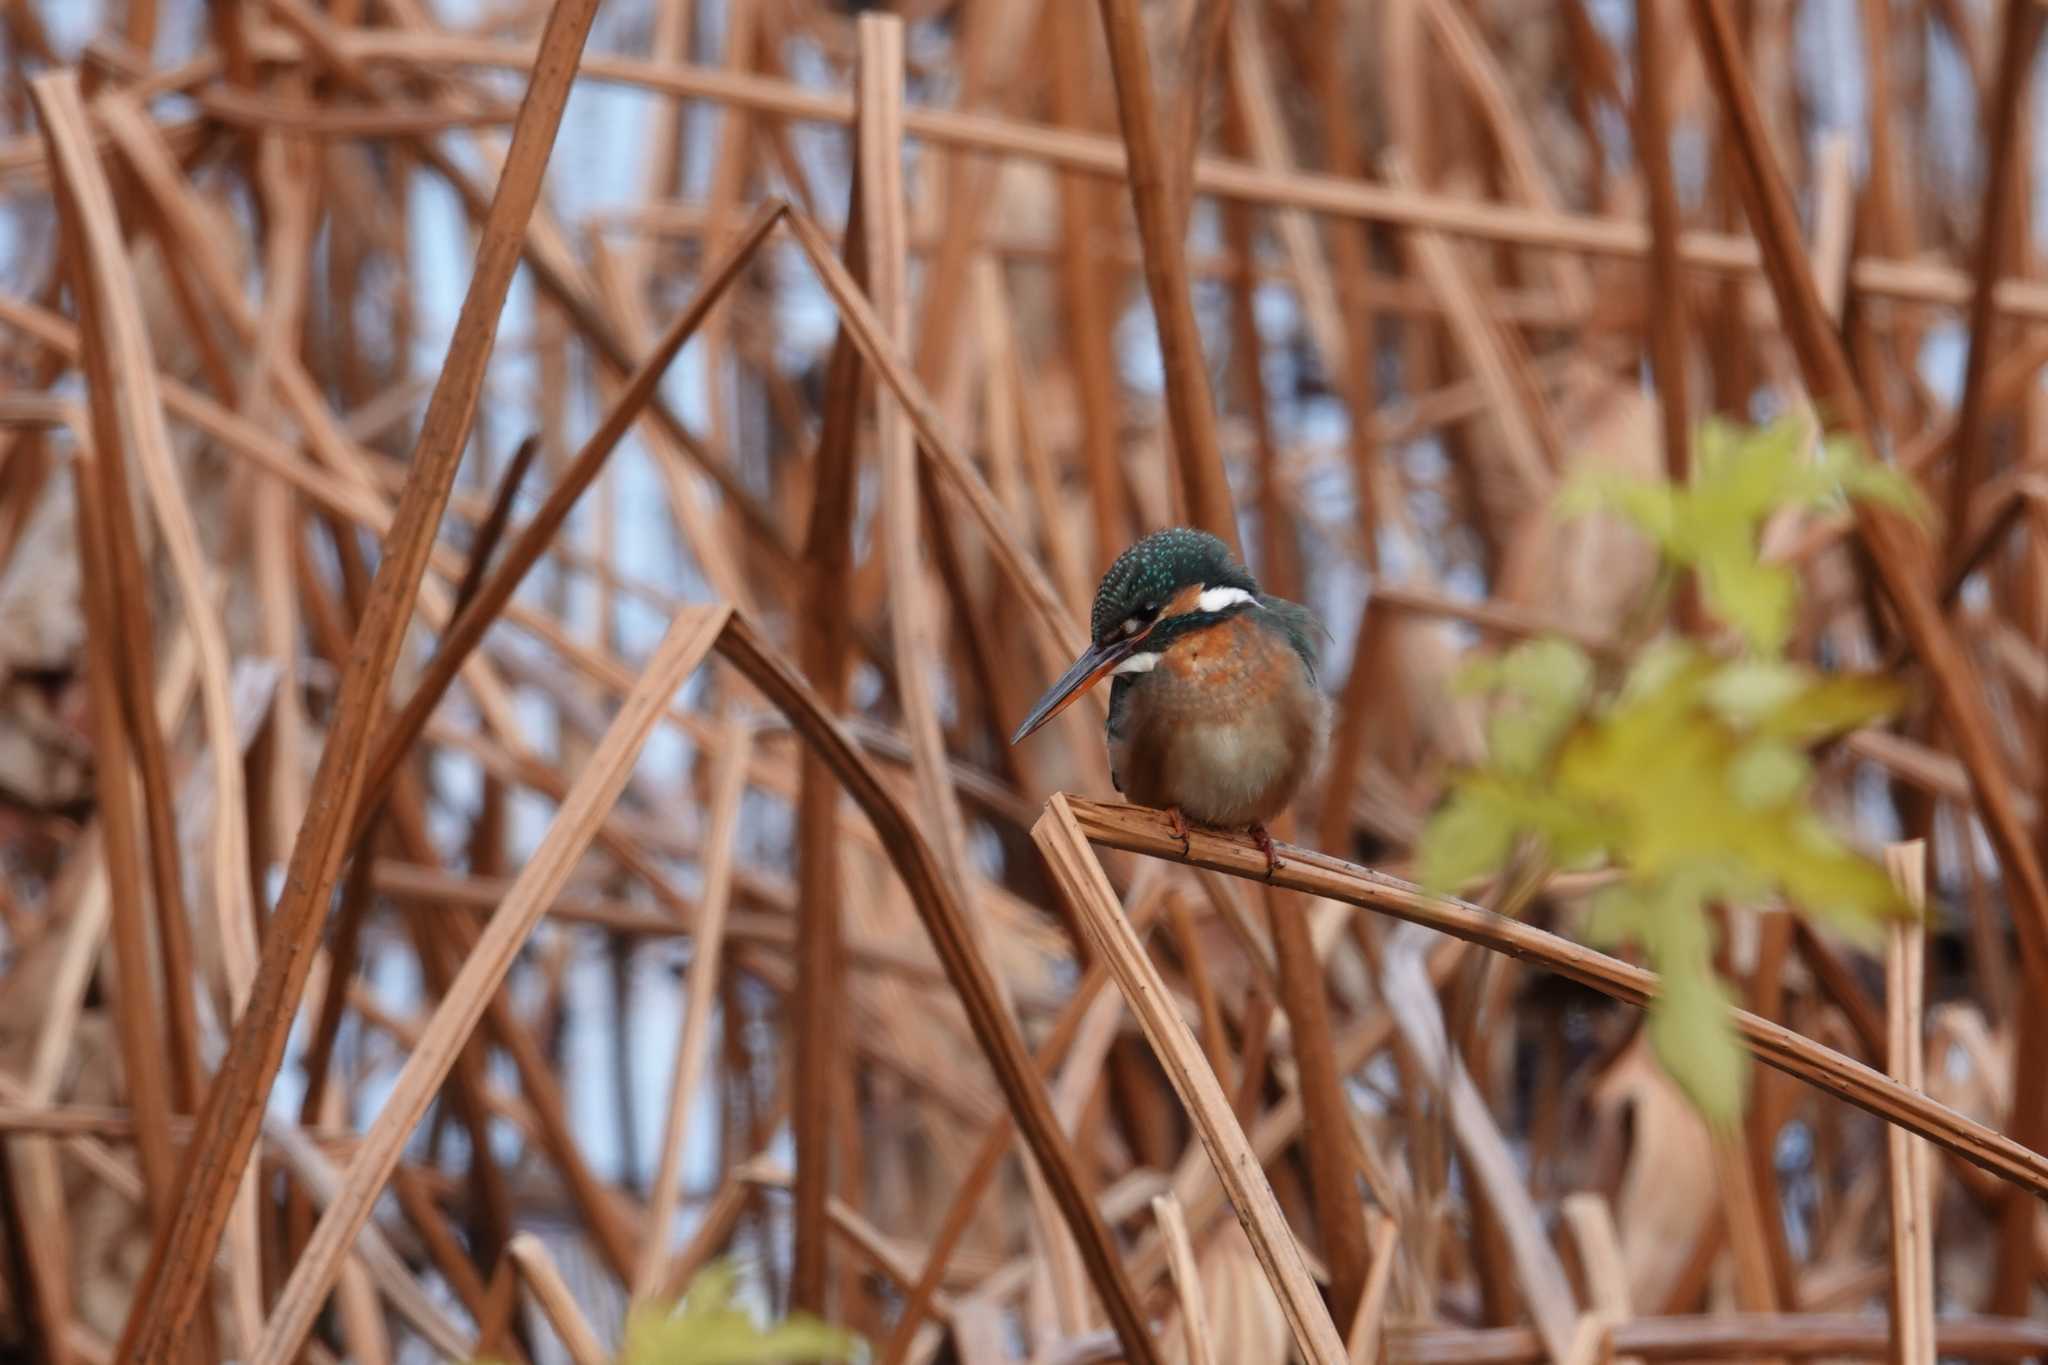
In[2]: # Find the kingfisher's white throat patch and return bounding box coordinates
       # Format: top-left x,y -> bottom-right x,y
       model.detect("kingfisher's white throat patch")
1195,586 -> 1254,613
1112,651 -> 1161,675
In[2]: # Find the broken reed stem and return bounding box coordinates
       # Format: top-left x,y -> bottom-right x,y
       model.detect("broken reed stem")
509,1233 -> 610,1365
1883,842 -> 1934,1365
1034,794 -> 1349,1365
34,78 -> 206,1179
43,77 -> 262,1056
1633,0 -> 1690,485
1153,1193 -> 1217,1365
74,431 -> 205,1130
1937,0 -> 2043,571
67,452 -> 180,1231
1347,1212 -> 1400,1365
790,171 -> 866,1323
1096,0 -> 1235,546
634,718 -> 751,1300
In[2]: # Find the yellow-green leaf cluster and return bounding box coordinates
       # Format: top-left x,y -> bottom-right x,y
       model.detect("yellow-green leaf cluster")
621,1263 -> 858,1365
1561,417 -> 1923,653
1419,421 -> 1923,1125
474,1261 -> 858,1365
1421,639 -> 1910,1123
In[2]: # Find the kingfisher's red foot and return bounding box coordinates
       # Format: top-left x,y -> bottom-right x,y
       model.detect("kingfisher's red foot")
1248,823 -> 1284,878
1164,805 -> 1192,856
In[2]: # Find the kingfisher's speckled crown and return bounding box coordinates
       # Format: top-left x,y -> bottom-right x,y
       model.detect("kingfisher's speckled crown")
1090,528 -> 1258,642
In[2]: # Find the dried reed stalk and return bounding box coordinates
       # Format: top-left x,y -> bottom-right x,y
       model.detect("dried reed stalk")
1883,842 -> 1934,1365
1346,1212 -> 1399,1365
248,604 -> 728,1364
1097,0 -> 1231,540
1153,1193 -> 1216,1365
1035,794 -> 1348,1365
634,717 -> 750,1300
510,1233 -> 611,1365
112,5 -> 604,1354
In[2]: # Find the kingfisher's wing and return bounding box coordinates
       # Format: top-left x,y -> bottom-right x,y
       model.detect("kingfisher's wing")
1106,673 -> 1134,794
1259,594 -> 1330,683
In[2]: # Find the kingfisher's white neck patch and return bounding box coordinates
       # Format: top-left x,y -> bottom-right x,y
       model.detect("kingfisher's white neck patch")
1112,651 -> 1161,675
1195,586 -> 1254,614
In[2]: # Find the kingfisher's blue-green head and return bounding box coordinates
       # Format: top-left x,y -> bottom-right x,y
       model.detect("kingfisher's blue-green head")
1010,528 -> 1268,744
1089,528 -> 1257,642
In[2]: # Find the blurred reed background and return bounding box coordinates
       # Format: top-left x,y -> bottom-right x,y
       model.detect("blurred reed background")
0,0 -> 2046,1362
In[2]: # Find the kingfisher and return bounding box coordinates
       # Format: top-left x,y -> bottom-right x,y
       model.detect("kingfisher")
1010,527 -> 1328,873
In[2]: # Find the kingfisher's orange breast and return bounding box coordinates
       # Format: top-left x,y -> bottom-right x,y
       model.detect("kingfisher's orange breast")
1157,613 -> 1299,709
1111,613 -> 1325,827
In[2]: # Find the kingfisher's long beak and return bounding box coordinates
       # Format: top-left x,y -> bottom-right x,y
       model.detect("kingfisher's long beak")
1010,636 -> 1139,745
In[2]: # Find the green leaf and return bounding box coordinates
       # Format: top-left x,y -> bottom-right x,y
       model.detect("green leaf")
1580,883 -> 1642,947
1702,660 -> 1807,725
1746,673 -> 1909,743
1416,780 -> 1524,894
1583,867 -> 1751,1123
1522,641 -> 1908,1118
1819,434 -> 1928,521
1615,638 -> 1707,708
1726,741 -> 1809,809
1690,416 -> 1803,526
1631,866 -> 1729,960
1562,419 -> 1927,652
1427,419 -> 1926,1125
1497,637 -> 1594,705
1649,968 -> 1749,1128
1558,470 -> 1677,540
624,1310 -> 857,1365
1478,639 -> 1595,776
1694,542 -> 1799,654
1769,815 -> 1903,945
679,1260 -> 739,1320
618,1261 -> 860,1365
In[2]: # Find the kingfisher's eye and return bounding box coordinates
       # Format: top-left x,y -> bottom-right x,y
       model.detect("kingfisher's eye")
1120,602 -> 1161,636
